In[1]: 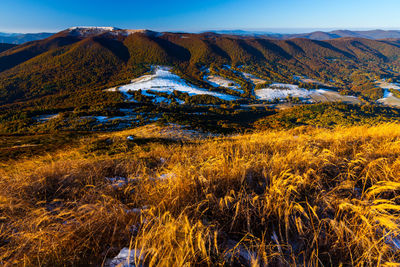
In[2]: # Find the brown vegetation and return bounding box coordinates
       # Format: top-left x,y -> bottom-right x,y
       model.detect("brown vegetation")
1,124 -> 400,265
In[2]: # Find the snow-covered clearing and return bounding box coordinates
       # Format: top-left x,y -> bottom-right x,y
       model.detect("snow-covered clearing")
255,83 -> 360,104
310,90 -> 360,104
377,91 -> 400,107
81,112 -> 159,124
83,115 -> 135,123
256,83 -> 317,100
376,80 -> 400,107
376,80 -> 400,90
241,72 -> 267,85
205,75 -> 243,93
34,114 -> 59,123
107,66 -> 237,101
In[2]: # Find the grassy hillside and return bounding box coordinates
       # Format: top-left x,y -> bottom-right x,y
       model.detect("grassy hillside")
1,123 -> 400,265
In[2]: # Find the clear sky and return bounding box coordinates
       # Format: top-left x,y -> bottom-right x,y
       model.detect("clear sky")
1,0 -> 400,33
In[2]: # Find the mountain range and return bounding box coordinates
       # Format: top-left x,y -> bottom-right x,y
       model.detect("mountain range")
1,26 -> 400,109
0,32 -> 54,44
210,29 -> 400,40
3,29 -> 400,45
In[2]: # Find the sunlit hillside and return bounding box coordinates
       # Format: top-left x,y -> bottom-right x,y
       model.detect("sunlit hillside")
1,123 -> 400,266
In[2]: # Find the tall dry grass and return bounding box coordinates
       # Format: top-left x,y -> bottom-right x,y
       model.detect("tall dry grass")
1,124 -> 400,265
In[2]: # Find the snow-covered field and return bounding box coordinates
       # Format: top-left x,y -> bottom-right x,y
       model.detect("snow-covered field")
376,80 -> 400,107
376,80 -> 400,90
108,66 -> 237,101
241,72 -> 267,85
205,75 -> 243,93
34,114 -> 59,123
256,83 -> 360,104
256,84 -> 313,100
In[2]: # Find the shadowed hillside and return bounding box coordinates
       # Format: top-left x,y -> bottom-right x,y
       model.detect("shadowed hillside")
0,43 -> 16,53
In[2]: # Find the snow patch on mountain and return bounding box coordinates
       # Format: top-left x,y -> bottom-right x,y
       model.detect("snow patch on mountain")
376,80 -> 400,107
256,84 -> 315,100
376,80 -> 400,90
108,66 -> 238,101
205,75 -> 243,93
241,72 -> 267,85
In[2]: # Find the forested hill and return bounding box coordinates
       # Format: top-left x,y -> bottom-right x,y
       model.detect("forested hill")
2,27 -> 400,108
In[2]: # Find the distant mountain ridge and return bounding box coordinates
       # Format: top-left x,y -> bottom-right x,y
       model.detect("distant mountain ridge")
209,29 -> 400,40
0,32 -> 54,44
2,28 -> 400,45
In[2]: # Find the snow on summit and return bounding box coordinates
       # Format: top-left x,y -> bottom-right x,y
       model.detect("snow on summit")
68,26 -> 118,31
67,26 -> 120,37
66,27 -> 162,38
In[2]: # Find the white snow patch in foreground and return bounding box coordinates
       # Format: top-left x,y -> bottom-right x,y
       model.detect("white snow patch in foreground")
386,234 -> 400,251
157,173 -> 176,180
149,173 -> 177,181
108,66 -> 237,101
106,247 -> 144,267
225,239 -> 258,266
105,177 -> 132,188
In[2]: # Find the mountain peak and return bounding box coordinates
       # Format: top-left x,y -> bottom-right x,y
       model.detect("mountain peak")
66,26 -> 120,37
64,27 -> 162,38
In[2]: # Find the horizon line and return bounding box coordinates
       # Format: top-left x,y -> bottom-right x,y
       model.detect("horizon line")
3,27 -> 400,34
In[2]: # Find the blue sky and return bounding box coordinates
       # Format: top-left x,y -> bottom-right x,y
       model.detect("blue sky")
1,0 -> 400,33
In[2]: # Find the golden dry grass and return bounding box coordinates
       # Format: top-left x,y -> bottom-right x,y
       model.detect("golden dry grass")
1,123 -> 400,266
